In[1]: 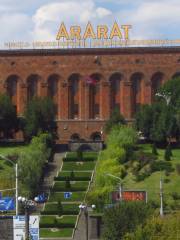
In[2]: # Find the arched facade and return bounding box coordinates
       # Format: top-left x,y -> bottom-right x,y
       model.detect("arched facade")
109,73 -> 122,113
68,74 -> 80,119
27,74 -> 40,101
151,72 -> 164,102
130,72 -> 144,116
6,75 -> 19,112
89,73 -> 101,119
0,47 -> 179,143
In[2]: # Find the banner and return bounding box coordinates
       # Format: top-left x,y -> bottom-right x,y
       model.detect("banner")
0,197 -> 15,211
13,215 -> 39,240
112,190 -> 147,202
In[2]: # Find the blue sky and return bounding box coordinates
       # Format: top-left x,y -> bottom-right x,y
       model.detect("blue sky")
0,0 -> 180,45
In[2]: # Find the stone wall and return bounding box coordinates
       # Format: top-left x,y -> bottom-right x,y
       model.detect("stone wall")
0,217 -> 13,240
0,47 -> 180,143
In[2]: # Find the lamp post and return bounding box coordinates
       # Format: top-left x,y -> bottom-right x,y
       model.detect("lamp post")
155,92 -> 171,106
79,203 -> 96,240
105,173 -> 123,201
0,154 -> 18,216
18,196 -> 35,240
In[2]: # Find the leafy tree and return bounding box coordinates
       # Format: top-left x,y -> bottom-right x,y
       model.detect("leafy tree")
105,107 -> 126,133
135,105 -> 153,139
57,200 -> 63,216
70,170 -> 75,180
152,144 -> 158,156
124,212 -> 180,240
65,177 -> 71,189
0,94 -> 18,138
102,201 -> 152,240
18,133 -> 52,196
77,149 -> 83,161
164,146 -> 171,161
24,97 -> 56,140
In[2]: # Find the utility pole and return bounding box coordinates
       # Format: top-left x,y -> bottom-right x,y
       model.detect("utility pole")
160,177 -> 164,217
119,182 -> 123,201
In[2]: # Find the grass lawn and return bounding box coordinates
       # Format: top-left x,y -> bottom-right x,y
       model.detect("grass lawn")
40,228 -> 73,238
42,203 -> 80,215
55,171 -> 92,181
62,161 -> 95,171
64,152 -> 98,161
124,144 -> 180,205
40,215 -> 77,228
0,145 -> 29,156
0,144 -> 29,194
49,192 -> 85,202
52,181 -> 89,192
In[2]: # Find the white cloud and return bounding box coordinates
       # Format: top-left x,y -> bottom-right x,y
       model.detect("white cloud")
0,0 -> 180,45
32,0 -> 112,40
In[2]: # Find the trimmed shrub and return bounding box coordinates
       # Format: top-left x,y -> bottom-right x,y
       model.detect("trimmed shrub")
150,160 -> 174,173
164,146 -> 171,161
152,144 -> 158,155
176,164 -> 180,175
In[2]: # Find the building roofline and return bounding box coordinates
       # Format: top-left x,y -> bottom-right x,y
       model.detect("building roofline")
1,46 -> 180,56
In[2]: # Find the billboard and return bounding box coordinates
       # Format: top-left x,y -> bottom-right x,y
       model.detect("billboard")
0,197 -> 15,211
112,190 -> 147,203
13,215 -> 39,240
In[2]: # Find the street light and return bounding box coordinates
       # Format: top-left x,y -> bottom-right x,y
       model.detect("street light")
18,196 -> 36,240
79,203 -> 96,240
155,92 -> 171,105
0,154 -> 18,216
105,173 -> 123,201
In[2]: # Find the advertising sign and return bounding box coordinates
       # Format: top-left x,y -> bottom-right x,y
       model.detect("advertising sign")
13,215 -> 39,240
0,197 -> 15,211
112,190 -> 147,203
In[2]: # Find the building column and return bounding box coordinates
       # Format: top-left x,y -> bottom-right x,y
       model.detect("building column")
40,82 -> 48,97
100,80 -> 110,120
79,78 -> 85,120
18,83 -> 27,115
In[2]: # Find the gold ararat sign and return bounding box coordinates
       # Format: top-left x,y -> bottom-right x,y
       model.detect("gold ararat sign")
56,22 -> 132,40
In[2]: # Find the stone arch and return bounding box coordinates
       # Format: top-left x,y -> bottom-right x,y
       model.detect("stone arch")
70,133 -> 80,142
68,73 -> 80,119
172,72 -> 180,79
151,72 -> 164,102
130,72 -> 144,116
109,72 -> 122,113
47,74 -> 59,97
27,74 -> 40,101
89,73 -> 102,119
90,132 -> 102,142
6,75 -> 19,112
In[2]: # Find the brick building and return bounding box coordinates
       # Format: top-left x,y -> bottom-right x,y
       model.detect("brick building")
0,47 -> 180,143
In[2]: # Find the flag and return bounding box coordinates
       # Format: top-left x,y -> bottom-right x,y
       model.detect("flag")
85,76 -> 97,85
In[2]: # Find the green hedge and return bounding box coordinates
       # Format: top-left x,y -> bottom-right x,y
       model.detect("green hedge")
62,162 -> 95,171
55,171 -> 92,181
40,228 -> 73,238
63,152 -> 97,162
49,192 -> 85,202
52,181 -> 89,192
40,215 -> 77,228
41,203 -> 80,215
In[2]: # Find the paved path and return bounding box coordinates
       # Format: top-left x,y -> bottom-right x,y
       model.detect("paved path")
37,153 -> 65,213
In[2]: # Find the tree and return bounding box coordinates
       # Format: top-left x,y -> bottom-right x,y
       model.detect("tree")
164,146 -> 171,161
24,97 -> 56,140
77,149 -> 83,161
135,105 -> 153,139
65,177 -> 71,189
105,107 -> 126,133
57,200 -> 63,216
152,144 -> 158,156
102,202 -> 152,240
0,94 -> 18,138
18,133 -> 52,196
70,170 -> 75,180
